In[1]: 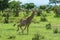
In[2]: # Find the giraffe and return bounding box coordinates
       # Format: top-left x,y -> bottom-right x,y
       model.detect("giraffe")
15,10 -> 36,34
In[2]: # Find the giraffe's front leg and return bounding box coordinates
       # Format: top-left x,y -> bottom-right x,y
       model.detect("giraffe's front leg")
20,26 -> 24,34
22,26 -> 26,34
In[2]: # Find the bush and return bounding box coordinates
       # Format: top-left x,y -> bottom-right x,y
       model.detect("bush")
41,17 -> 47,21
45,6 -> 54,13
46,9 -> 50,13
8,35 -> 16,39
13,8 -> 19,17
4,17 -> 9,23
4,13 -> 9,23
32,33 -> 40,40
46,23 -> 51,29
46,7 -> 51,13
37,9 -> 42,16
2,13 -> 6,17
53,6 -> 60,17
53,28 -> 58,34
40,15 -> 47,22
32,33 -> 44,40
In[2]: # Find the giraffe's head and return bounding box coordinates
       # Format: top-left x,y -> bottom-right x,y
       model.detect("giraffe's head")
32,8 -> 37,14
32,9 -> 38,14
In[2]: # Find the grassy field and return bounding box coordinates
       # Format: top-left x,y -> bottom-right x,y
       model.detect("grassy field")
0,11 -> 60,40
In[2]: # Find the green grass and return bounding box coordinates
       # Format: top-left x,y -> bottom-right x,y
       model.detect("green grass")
0,11 -> 60,40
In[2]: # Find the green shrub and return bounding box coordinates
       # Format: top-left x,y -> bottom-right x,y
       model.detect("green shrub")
40,15 -> 47,22
53,28 -> 58,33
4,17 -> 9,23
32,33 -> 40,40
2,14 -> 6,17
46,10 -> 50,13
46,23 -> 51,29
45,6 -> 53,13
53,6 -> 60,17
37,9 -> 42,16
46,8 -> 51,13
32,33 -> 44,40
8,35 -> 16,39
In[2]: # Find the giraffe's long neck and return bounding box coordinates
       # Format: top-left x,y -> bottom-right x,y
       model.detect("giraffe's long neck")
26,11 -> 35,21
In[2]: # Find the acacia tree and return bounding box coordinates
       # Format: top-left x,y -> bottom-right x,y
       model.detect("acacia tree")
9,0 -> 21,17
39,5 -> 47,10
22,3 -> 35,10
0,0 -> 9,13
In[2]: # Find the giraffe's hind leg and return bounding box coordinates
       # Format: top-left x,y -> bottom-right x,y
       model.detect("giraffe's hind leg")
27,27 -> 29,34
17,25 -> 23,34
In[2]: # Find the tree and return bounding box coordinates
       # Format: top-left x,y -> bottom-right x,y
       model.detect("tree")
9,0 -> 21,17
39,5 -> 47,10
49,0 -> 60,5
22,3 -> 35,10
4,10 -> 9,23
9,0 -> 21,9
0,0 -> 9,13
53,6 -> 60,17
49,0 -> 56,4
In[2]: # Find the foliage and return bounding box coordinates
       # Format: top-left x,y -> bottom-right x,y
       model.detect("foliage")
32,33 -> 40,40
22,3 -> 35,10
8,35 -> 16,39
40,14 -> 47,22
4,17 -> 9,23
13,8 -> 20,17
9,0 -> 21,9
32,33 -> 44,40
53,6 -> 60,17
0,0 -> 9,12
3,10 -> 9,23
0,1 -> 60,40
45,6 -> 53,13
9,1 -> 21,17
53,28 -> 58,33
46,23 -> 51,29
39,5 -> 47,10
40,17 -> 47,22
49,0 -> 60,4
36,9 -> 42,16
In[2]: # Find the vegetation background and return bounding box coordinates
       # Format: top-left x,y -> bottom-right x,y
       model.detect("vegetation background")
0,0 -> 60,40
